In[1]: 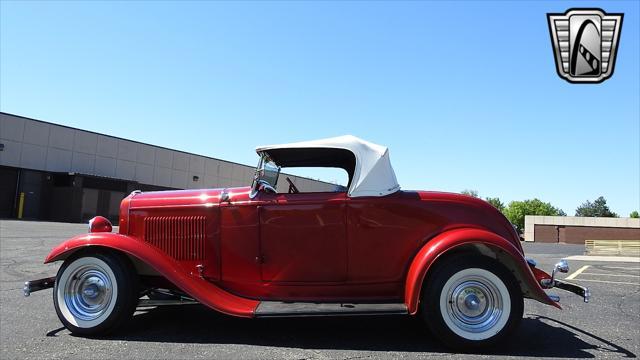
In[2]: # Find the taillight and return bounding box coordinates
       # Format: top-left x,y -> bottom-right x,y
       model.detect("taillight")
88,216 -> 112,233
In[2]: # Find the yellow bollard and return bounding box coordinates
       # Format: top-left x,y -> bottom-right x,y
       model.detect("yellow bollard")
17,192 -> 25,219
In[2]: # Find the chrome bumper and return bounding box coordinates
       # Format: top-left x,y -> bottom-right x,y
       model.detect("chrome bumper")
552,278 -> 591,303
527,258 -> 591,303
23,277 -> 55,297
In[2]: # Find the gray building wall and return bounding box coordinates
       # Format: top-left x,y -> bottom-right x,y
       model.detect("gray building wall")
0,112 -> 337,222
0,112 -> 335,192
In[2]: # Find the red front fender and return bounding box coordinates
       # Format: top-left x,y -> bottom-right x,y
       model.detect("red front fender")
404,228 -> 559,315
45,233 -> 259,318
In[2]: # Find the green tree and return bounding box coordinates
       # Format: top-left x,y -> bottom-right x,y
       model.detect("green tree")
575,196 -> 618,217
485,197 -> 505,212
504,199 -> 566,231
461,189 -> 479,198
630,211 -> 639,218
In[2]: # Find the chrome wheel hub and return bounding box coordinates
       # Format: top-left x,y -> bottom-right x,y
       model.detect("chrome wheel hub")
446,277 -> 503,333
64,265 -> 113,321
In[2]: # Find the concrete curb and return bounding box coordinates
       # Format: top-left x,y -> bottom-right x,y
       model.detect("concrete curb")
564,255 -> 640,263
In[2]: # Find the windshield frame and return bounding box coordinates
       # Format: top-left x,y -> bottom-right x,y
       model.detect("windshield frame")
250,153 -> 281,198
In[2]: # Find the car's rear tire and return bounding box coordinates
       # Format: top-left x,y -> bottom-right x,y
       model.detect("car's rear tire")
53,251 -> 138,336
420,254 -> 523,350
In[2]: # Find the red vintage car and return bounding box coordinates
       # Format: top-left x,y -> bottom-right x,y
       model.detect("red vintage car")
24,135 -> 589,349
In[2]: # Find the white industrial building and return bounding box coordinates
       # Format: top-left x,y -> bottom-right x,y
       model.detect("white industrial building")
0,112 -> 335,222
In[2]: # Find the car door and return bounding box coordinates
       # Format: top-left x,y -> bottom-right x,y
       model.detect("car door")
258,191 -> 347,283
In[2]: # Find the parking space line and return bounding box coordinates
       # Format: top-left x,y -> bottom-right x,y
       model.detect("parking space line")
564,255 -> 640,262
601,266 -> 640,271
581,273 -> 640,277
566,265 -> 590,280
573,278 -> 640,286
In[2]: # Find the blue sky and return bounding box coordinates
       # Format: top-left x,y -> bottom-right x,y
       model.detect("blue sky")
1,1 -> 638,216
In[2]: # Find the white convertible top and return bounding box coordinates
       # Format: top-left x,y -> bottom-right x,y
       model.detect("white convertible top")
256,135 -> 400,197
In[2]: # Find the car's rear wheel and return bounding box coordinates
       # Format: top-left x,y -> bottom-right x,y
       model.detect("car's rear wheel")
53,251 -> 138,336
421,254 -> 523,350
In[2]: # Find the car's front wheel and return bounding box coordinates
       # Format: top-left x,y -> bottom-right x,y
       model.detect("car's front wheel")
421,254 -> 523,350
53,251 -> 138,336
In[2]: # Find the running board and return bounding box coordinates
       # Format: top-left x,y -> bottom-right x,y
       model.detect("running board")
254,301 -> 408,317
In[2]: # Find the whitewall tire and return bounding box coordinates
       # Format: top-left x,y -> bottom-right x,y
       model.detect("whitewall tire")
53,251 -> 138,336
421,254 -> 523,350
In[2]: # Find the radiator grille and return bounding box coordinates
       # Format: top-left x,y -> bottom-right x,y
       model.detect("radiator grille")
143,216 -> 207,260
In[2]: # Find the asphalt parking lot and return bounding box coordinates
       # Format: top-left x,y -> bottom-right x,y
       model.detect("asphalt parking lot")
1,220 -> 639,359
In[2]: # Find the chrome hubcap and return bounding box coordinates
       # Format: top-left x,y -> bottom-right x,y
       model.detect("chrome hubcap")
446,277 -> 503,333
64,265 -> 113,321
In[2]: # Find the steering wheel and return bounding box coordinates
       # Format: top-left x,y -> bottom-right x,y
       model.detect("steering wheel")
286,177 -> 300,194
256,179 -> 277,194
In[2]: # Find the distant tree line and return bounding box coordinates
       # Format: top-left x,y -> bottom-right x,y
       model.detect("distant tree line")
459,190 -> 639,231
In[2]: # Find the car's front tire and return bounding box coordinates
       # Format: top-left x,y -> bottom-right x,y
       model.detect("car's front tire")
53,251 -> 138,336
421,254 -> 523,350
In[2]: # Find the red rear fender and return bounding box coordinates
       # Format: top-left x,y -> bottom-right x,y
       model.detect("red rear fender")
404,228 -> 559,315
45,233 -> 259,318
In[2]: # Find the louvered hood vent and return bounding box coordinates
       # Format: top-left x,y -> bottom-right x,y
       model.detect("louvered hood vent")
143,216 -> 206,260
